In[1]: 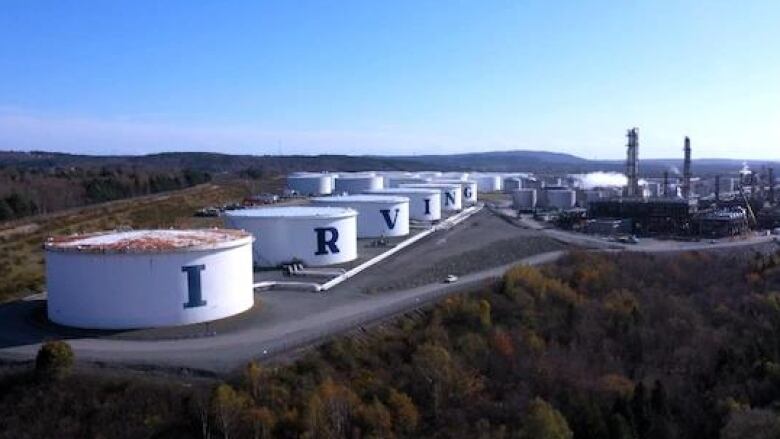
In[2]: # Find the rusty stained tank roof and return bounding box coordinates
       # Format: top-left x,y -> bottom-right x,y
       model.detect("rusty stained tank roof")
45,229 -> 252,253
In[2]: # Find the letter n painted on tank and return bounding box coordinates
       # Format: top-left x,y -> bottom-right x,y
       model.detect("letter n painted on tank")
445,191 -> 455,206
424,198 -> 431,215
380,208 -> 400,229
182,265 -> 207,308
314,227 -> 340,255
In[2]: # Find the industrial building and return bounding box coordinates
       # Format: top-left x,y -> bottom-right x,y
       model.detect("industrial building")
311,194 -> 410,238
225,206 -> 358,267
45,229 -> 255,329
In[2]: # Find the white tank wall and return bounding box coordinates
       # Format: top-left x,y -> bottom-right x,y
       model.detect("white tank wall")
287,174 -> 333,195
364,189 -> 441,221
545,189 -> 576,209
312,197 -> 410,238
334,175 -> 384,194
512,189 -> 537,209
434,179 -> 478,204
46,241 -> 254,330
400,184 -> 462,211
475,175 -> 502,192
387,177 -> 430,188
225,211 -> 357,267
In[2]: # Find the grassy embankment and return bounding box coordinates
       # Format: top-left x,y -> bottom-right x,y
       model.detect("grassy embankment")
0,180 -> 268,303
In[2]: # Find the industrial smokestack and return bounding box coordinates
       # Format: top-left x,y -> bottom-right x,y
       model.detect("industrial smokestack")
715,175 -> 720,203
663,171 -> 669,197
682,136 -> 692,199
625,128 -> 640,197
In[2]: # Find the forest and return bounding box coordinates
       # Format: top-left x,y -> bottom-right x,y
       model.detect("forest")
0,165 -> 212,221
2,249 -> 780,438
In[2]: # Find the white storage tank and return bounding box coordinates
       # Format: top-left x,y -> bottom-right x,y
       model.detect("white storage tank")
387,176 -> 430,188
401,183 -> 463,211
225,206 -> 358,267
512,189 -> 537,210
364,188 -> 441,221
334,174 -> 384,194
287,173 -> 333,196
434,179 -> 478,205
311,195 -> 410,238
45,229 -> 254,330
545,189 -> 576,209
474,175 -> 502,192
441,172 -> 470,181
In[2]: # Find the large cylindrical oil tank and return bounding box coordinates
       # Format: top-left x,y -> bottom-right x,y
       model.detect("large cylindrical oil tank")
440,172 -> 470,181
512,189 -> 537,210
45,229 -> 254,330
287,173 -> 333,195
225,206 -> 358,267
311,195 -> 410,238
545,189 -> 576,209
333,174 -> 384,194
474,175 -> 502,192
387,177 -> 430,188
400,183 -> 463,211
363,188 -> 441,221
433,179 -> 478,205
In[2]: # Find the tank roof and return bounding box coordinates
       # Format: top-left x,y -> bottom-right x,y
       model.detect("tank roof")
46,229 -> 251,254
364,188 -> 439,194
312,194 -> 410,204
225,206 -> 357,219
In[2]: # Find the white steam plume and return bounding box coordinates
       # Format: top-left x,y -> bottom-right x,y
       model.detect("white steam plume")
569,172 -> 628,189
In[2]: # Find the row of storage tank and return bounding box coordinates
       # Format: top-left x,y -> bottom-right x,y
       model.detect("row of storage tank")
286,171 -> 526,196
42,171 -> 580,331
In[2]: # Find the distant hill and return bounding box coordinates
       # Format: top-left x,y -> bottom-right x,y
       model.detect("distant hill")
1,149 -> 777,176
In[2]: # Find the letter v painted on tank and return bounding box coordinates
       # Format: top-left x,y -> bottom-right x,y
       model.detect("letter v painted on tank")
182,264 -> 207,308
314,227 -> 340,255
380,208 -> 400,229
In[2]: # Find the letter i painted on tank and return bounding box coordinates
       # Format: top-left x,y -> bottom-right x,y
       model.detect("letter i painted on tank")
464,186 -> 472,199
182,264 -> 207,308
424,198 -> 431,215
380,208 -> 400,229
314,227 -> 340,255
445,191 -> 455,206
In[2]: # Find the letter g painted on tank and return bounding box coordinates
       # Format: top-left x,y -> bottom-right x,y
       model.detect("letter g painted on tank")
182,264 -> 207,309
464,186 -> 472,199
424,198 -> 431,215
314,227 -> 340,255
380,208 -> 400,229
445,191 -> 455,206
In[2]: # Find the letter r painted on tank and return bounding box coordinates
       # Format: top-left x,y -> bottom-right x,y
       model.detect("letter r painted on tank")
445,191 -> 455,206
182,264 -> 207,309
314,227 -> 340,255
380,208 -> 400,229
424,198 -> 431,215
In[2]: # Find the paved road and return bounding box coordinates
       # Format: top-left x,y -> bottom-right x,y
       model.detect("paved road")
0,250 -> 565,374
1,207 -> 776,375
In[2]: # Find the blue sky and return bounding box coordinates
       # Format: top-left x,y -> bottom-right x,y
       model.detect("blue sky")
0,1 -> 778,159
